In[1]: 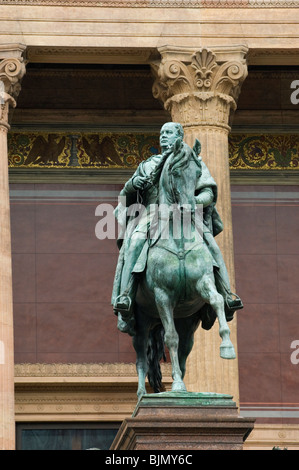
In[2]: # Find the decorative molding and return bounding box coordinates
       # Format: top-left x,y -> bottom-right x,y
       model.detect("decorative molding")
248,0 -> 299,6
8,131 -> 160,168
7,128 -> 299,184
0,46 -> 26,130
8,130 -> 299,172
8,167 -> 135,184
248,49 -> 299,66
15,362 -> 139,378
244,424 -> 299,450
0,93 -> 16,131
9,167 -> 299,185
14,362 -> 172,383
0,58 -> 26,99
0,46 -> 26,95
14,363 -> 172,422
0,0 -> 299,8
229,134 -> 299,170
26,46 -> 157,65
230,169 -> 299,185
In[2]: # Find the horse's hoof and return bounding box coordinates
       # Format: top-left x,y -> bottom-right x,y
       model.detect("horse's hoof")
137,390 -> 147,402
220,345 -> 236,360
171,380 -> 187,392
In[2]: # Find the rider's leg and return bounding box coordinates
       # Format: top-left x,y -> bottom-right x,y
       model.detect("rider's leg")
114,231 -> 146,314
203,232 -> 243,312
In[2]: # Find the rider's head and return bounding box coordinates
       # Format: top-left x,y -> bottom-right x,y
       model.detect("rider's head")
160,122 -> 184,152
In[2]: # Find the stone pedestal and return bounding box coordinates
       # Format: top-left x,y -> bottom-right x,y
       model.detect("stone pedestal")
110,392 -> 255,451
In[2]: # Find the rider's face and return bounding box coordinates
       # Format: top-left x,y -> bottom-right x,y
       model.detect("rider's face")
160,124 -> 180,151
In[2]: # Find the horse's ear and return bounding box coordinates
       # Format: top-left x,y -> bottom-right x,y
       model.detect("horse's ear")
174,137 -> 183,153
193,139 -> 201,156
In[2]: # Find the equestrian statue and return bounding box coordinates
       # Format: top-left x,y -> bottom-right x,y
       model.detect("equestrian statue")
112,122 -> 243,400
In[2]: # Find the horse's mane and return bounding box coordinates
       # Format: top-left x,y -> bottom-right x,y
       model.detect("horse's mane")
169,140 -> 202,175
150,139 -> 202,185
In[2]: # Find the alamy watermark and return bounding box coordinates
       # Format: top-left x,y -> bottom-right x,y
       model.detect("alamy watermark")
95,197 -> 204,248
290,80 -> 299,105
290,340 -> 299,365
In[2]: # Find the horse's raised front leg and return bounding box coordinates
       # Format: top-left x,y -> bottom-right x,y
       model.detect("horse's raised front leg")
154,287 -> 187,392
197,275 -> 236,360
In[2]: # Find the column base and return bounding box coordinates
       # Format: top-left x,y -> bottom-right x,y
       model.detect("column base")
110,391 -> 255,451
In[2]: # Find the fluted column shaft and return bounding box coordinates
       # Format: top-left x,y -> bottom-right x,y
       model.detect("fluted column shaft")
0,44 -> 26,450
151,45 -> 248,403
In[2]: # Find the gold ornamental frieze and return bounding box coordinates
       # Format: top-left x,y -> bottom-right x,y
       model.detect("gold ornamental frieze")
8,132 -> 160,169
229,134 -> 299,170
7,131 -> 299,170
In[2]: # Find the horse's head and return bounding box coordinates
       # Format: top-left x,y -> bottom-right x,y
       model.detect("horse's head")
167,142 -> 202,212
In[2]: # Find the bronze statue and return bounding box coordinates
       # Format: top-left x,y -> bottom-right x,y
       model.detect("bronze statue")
112,122 -> 242,400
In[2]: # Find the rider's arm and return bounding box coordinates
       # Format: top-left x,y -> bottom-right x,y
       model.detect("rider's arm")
122,160 -> 149,194
195,187 -> 214,208
123,177 -> 137,194
123,168 -> 143,194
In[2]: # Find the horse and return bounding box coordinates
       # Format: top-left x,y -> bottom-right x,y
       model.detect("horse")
129,143 -> 236,400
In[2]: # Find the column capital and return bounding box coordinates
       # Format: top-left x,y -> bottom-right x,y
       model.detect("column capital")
151,45 -> 248,131
0,44 -> 26,129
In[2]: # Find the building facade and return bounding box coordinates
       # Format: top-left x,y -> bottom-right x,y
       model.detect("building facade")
0,0 -> 298,450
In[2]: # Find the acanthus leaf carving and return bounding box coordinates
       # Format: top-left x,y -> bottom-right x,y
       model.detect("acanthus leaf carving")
151,46 -> 248,129
0,92 -> 16,130
213,59 -> 248,96
0,57 -> 26,98
0,55 -> 26,128
152,58 -> 193,106
191,48 -> 217,90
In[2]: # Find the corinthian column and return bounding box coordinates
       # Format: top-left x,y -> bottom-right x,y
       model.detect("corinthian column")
151,45 -> 248,403
0,44 -> 26,450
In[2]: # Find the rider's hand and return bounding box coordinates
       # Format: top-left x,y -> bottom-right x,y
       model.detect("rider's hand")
132,176 -> 149,190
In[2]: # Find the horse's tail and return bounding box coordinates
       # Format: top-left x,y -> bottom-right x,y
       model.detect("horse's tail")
147,324 -> 166,393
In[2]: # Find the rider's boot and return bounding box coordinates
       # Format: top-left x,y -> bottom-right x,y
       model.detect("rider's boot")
114,293 -> 132,316
114,275 -> 138,336
226,293 -> 243,310
113,274 -> 138,336
114,274 -> 138,317
214,268 -> 243,316
226,293 -> 243,313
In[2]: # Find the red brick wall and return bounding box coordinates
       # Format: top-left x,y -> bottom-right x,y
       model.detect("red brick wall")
11,182 -> 299,423
232,185 -> 299,423
11,183 -> 135,364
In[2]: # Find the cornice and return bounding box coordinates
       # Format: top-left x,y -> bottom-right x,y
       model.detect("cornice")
22,68 -> 152,79
26,46 -> 157,65
0,0 -> 299,7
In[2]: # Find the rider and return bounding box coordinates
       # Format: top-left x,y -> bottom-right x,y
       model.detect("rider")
112,122 -> 242,333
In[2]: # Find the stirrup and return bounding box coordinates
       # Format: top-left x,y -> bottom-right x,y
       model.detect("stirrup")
114,294 -> 132,316
226,293 -> 243,312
